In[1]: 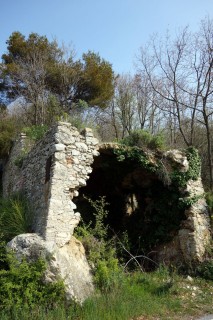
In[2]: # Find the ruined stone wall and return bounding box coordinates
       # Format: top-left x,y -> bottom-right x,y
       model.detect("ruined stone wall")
3,122 -> 99,247
156,151 -> 211,265
179,178 -> 210,263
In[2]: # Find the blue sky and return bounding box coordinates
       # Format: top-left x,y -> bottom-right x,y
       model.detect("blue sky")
0,0 -> 213,74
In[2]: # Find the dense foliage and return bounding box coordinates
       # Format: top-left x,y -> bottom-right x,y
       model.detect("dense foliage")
120,129 -> 165,150
0,32 -> 114,126
22,125 -> 49,141
0,245 -> 65,309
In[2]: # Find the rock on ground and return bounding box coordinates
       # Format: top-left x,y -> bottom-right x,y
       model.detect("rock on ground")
7,233 -> 94,303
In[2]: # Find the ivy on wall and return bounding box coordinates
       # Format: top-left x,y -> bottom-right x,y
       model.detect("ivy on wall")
114,146 -> 157,173
112,145 -> 203,249
114,145 -> 201,190
171,147 -> 201,188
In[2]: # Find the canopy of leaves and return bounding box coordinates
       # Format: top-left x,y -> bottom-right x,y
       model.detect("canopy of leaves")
76,52 -> 115,108
1,32 -> 115,125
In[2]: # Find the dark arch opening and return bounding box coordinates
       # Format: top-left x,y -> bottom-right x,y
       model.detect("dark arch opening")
73,148 -> 186,260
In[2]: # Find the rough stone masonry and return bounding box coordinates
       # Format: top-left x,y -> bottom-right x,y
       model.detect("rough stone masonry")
3,122 -> 99,247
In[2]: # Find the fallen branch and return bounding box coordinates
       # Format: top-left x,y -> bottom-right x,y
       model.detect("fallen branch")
111,229 -> 159,272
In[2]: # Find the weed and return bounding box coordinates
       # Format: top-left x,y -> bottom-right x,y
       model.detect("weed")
196,260 -> 213,280
22,125 -> 48,141
75,196 -> 124,292
0,193 -> 32,242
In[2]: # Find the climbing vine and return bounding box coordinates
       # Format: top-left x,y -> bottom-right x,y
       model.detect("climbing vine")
170,147 -> 201,188
114,146 -> 157,173
114,145 -> 201,190
178,194 -> 204,208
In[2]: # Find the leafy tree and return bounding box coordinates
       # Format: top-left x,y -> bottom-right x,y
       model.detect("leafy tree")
1,32 -> 115,125
47,51 -> 114,111
2,32 -> 27,64
1,32 -> 62,125
77,51 -> 114,108
121,129 -> 165,150
46,55 -> 82,112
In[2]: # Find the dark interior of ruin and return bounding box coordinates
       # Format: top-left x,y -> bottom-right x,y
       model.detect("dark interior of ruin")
73,149 -> 186,257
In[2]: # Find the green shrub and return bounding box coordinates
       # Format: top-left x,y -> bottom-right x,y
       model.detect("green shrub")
22,125 -> 48,141
121,130 -> 165,150
14,150 -> 28,168
0,232 -> 66,311
0,117 -> 17,158
85,196 -> 109,240
75,196 -> 123,292
0,194 -> 32,242
196,260 -> 213,280
94,257 -> 121,292
0,247 -> 65,309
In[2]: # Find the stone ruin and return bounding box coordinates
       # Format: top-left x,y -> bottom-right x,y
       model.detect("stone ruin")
2,122 -> 212,302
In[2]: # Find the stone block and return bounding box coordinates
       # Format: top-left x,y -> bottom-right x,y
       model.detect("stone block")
54,144 -> 65,152
75,142 -> 88,152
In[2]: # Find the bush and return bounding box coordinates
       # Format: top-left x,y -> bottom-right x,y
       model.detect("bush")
0,194 -> 32,242
22,125 -> 48,141
75,196 -> 123,292
0,117 -> 17,158
14,151 -> 26,168
196,260 -> 213,281
0,239 -> 65,309
121,130 -> 165,150
94,256 -> 122,292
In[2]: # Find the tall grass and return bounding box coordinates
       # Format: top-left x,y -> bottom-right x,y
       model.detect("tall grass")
0,193 -> 32,242
0,269 -> 212,320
